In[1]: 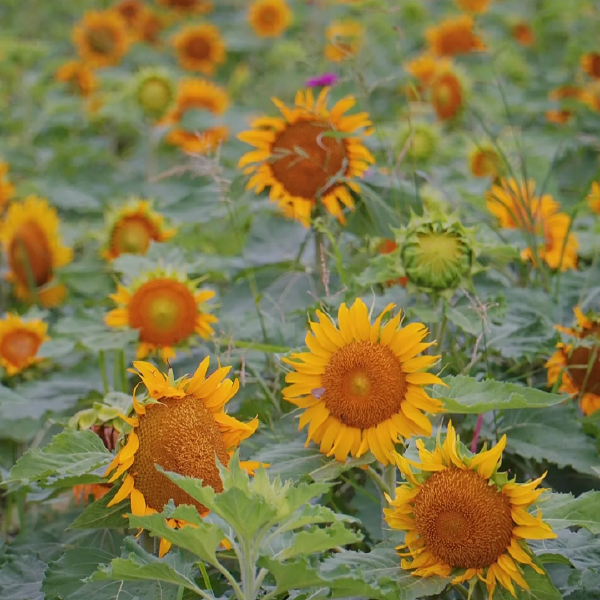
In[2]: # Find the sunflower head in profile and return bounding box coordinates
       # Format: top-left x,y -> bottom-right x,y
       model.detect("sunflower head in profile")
133,67 -> 175,120
157,0 -> 213,15
430,66 -> 465,121
161,78 -> 230,154
73,10 -> 130,68
238,88 -> 374,226
0,196 -> 73,307
581,52 -> 600,79
105,267 -> 217,362
55,61 -> 97,98
102,198 -> 176,261
282,298 -> 445,465
385,421 -> 556,599
172,23 -> 226,75
0,161 -> 15,212
104,360 -> 259,556
248,0 -> 292,38
426,15 -> 485,57
0,313 -> 49,377
469,145 -> 501,178
587,181 -> 600,215
324,20 -> 364,62
547,305 -> 600,416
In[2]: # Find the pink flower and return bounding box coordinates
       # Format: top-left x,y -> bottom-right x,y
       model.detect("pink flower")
305,73 -> 339,87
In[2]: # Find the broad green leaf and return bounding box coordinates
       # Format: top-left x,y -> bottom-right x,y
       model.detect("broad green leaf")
269,504 -> 358,538
432,376 -> 569,413
0,553 -> 46,600
532,529 -> 600,571
258,556 -> 329,595
540,491 -> 600,533
277,522 -> 362,560
68,486 -> 130,530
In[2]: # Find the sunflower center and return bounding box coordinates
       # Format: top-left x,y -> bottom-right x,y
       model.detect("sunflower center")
129,278 -> 198,346
87,26 -> 116,55
321,341 -> 406,429
413,468 -> 514,569
566,345 -> 600,396
111,216 -> 154,256
138,79 -> 172,112
131,394 -> 230,513
270,120 -> 347,200
0,329 -> 41,368
591,55 -> 600,77
260,7 -> 279,25
186,36 -> 211,60
8,221 -> 53,289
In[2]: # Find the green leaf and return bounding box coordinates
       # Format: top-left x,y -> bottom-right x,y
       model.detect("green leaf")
540,491 -> 600,533
432,376 -> 569,413
277,522 -> 362,560
0,553 -> 46,600
68,486 -> 130,530
532,529 -> 600,571
257,556 -> 329,595
493,561 -> 562,600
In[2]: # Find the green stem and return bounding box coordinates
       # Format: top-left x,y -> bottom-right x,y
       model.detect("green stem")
366,465 -> 391,497
383,463 -> 397,501
176,584 -> 184,600
213,560 -> 246,600
119,349 -> 128,393
241,539 -> 255,600
198,562 -> 213,593
454,583 -> 470,600
99,351 -> 109,395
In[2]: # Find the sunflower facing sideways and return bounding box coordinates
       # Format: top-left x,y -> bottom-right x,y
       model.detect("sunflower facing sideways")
0,313 -> 49,377
282,298 -> 445,465
105,267 -> 217,361
238,88 -> 374,226
172,23 -> 226,75
0,196 -> 73,307
104,360 -> 259,556
385,421 -> 556,599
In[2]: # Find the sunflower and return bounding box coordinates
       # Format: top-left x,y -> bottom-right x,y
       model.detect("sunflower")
73,10 -> 130,68
134,67 -> 174,120
379,240 -> 408,288
385,421 -> 556,599
102,198 -> 176,261
0,161 -> 15,212
55,60 -> 97,98
455,0 -> 491,13
238,88 -> 374,226
403,54 -> 451,89
547,306 -> 600,416
469,145 -> 501,178
114,0 -> 147,39
512,22 -> 534,47
430,67 -> 464,121
0,196 -> 73,307
172,24 -> 226,74
104,360 -> 259,556
282,298 -> 445,465
545,109 -> 572,124
0,313 -> 49,377
426,15 -> 485,57
248,0 -> 292,38
105,267 -> 217,361
324,20 -> 364,62
162,78 -> 230,154
587,181 -> 600,214
581,52 -> 600,79
157,0 -> 213,14
139,9 -> 164,45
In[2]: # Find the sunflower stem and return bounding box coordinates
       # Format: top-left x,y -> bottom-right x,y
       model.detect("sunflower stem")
98,351 -> 109,395
176,585 -> 184,600
453,583 -> 470,600
383,463 -> 397,501
471,414 -> 483,453
198,561 -> 213,593
366,465 -> 391,498
119,349 -> 128,393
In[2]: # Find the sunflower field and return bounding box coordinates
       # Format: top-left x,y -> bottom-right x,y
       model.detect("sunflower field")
1,0 -> 600,598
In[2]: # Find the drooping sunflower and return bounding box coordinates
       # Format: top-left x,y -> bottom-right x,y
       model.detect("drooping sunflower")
162,78 -> 230,154
157,0 -> 213,14
282,298 -> 445,465
547,305 -> 600,416
105,267 -> 217,361
587,181 -> 600,214
0,313 -> 49,377
55,60 -> 97,98
430,67 -> 464,121
238,88 -> 375,226
512,22 -> 534,47
102,198 -> 176,261
73,10 -> 130,68
0,161 -> 15,212
0,196 -> 73,307
455,0 -> 491,13
581,52 -> 600,79
172,24 -> 226,74
426,15 -> 485,57
324,20 -> 364,62
104,360 -> 259,556
469,145 -> 501,178
385,421 -> 556,599
248,0 -> 292,38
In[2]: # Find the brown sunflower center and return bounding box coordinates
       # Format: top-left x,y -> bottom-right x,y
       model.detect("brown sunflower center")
8,221 -> 53,289
111,216 -> 155,256
270,120 -> 347,200
566,345 -> 600,396
259,7 -> 280,25
138,79 -> 172,112
117,1 -> 143,25
0,329 -> 41,368
186,36 -> 211,60
321,340 -> 406,429
131,394 -> 230,513
128,278 -> 198,346
413,468 -> 514,569
87,26 -> 116,55
590,54 -> 600,78
168,0 -> 200,8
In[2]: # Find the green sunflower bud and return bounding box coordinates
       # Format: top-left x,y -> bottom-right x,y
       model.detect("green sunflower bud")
397,121 -> 439,163
133,67 -> 174,119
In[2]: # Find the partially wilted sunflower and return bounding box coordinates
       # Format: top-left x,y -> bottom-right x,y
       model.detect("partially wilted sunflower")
73,10 -> 130,68
55,60 -> 97,98
238,88 -> 374,226
172,24 -> 226,74
324,20 -> 364,62
104,360 -> 259,556
157,0 -> 213,14
0,162 -> 15,212
587,181 -> 600,214
248,0 -> 292,38
102,198 -> 176,261
385,421 -> 556,599
547,305 -> 600,416
282,298 -> 444,465
469,145 -> 501,178
581,52 -> 600,79
0,196 -> 73,307
0,313 -> 49,376
426,15 -> 485,57
430,67 -> 464,121
105,267 -> 217,361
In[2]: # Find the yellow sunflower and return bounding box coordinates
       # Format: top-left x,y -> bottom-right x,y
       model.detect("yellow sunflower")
469,145 -> 501,178
0,313 -> 49,377
430,67 -> 464,121
403,54 -> 452,89
138,9 -> 164,46
581,52 -> 600,79
426,15 -> 485,57
385,422 -> 556,599
172,24 -> 226,75
282,298 -> 445,465
324,20 -> 364,62
455,0 -> 491,13
238,88 -> 374,226
157,0 -> 213,14
587,181 -> 600,214
114,0 -> 148,39
162,78 -> 230,154
0,196 -> 73,307
105,267 -> 217,361
55,60 -> 97,98
248,0 -> 292,38
73,10 -> 130,68
0,161 -> 15,212
104,360 -> 259,556
547,305 -> 600,416
102,198 -> 176,261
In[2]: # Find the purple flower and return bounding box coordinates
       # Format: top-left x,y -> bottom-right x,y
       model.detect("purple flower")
305,73 -> 339,88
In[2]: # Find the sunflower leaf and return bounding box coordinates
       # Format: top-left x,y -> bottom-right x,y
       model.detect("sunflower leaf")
538,491 -> 600,534
68,486 -> 130,530
493,559 -> 562,600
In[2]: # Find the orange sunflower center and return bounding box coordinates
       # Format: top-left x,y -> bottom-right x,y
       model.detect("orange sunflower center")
566,345 -> 600,396
87,26 -> 116,55
413,468 -> 514,569
128,278 -> 198,346
432,74 -> 462,119
0,329 -> 42,369
131,394 -> 230,513
186,36 -> 211,59
320,340 -> 406,429
259,7 -> 280,25
270,120 -> 347,200
117,1 -> 143,25
589,54 -> 600,78
8,221 -> 53,289
110,215 -> 156,256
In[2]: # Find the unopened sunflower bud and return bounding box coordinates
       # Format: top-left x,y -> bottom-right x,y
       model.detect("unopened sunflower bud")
133,67 -> 174,119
